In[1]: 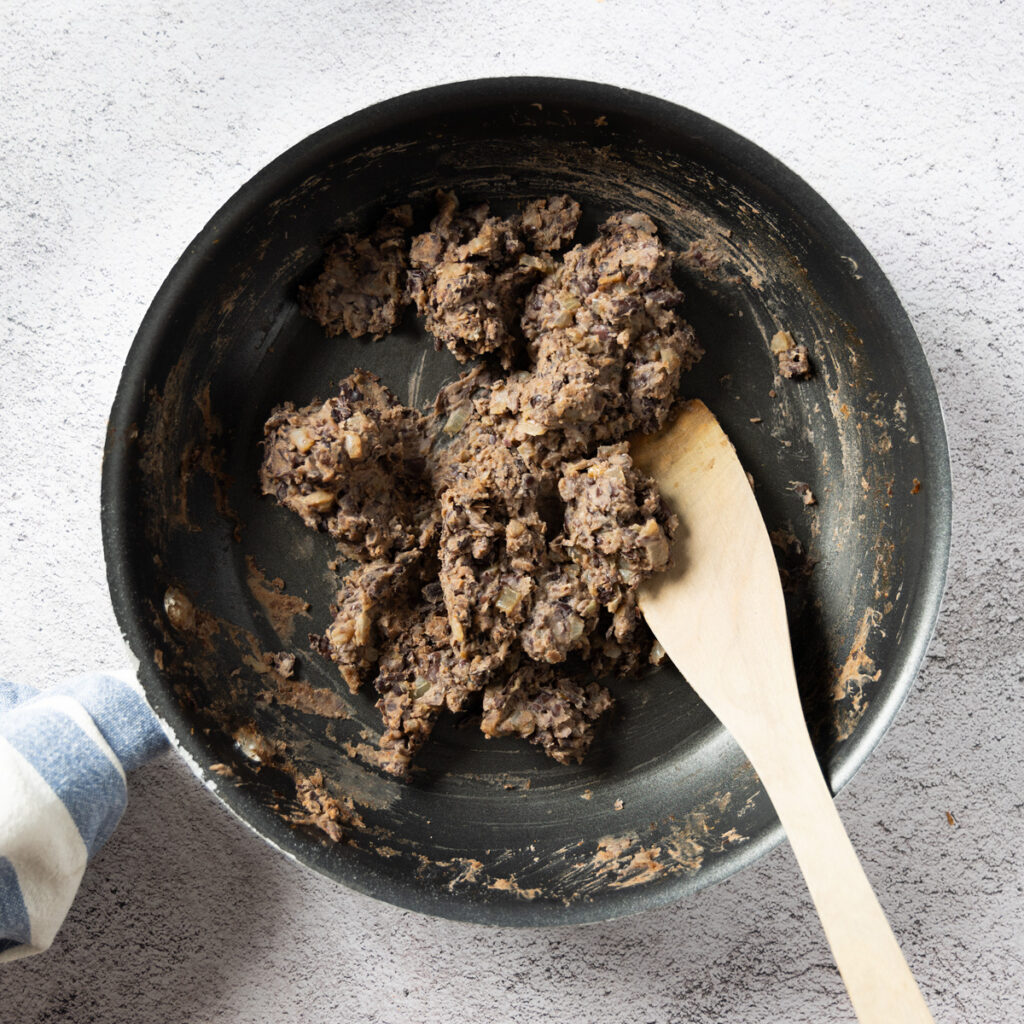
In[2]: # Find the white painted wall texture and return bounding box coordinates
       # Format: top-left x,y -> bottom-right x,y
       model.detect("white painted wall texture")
1,2 -> 1021,1021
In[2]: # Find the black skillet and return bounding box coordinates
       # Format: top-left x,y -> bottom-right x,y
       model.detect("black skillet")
101,78 -> 951,925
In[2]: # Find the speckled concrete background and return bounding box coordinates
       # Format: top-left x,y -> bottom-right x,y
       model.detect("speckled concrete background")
2,2 -> 1021,1021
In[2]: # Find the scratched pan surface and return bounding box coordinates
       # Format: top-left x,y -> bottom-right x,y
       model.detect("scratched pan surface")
101,79 -> 951,924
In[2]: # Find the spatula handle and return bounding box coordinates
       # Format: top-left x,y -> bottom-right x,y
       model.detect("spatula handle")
754,733 -> 935,1023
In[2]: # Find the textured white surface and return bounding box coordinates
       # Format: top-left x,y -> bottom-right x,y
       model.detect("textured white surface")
2,2 -> 1022,1021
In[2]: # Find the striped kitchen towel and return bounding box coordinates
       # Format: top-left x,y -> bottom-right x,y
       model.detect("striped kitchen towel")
0,671 -> 167,962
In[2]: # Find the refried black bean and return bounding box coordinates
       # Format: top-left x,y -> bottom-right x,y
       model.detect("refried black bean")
260,194 -> 703,776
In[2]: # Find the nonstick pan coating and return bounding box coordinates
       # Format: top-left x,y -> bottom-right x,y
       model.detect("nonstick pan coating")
101,78 -> 951,925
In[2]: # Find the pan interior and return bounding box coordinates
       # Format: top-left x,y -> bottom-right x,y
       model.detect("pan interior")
103,83 -> 947,924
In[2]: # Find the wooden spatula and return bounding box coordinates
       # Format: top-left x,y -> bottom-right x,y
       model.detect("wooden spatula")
631,399 -> 934,1024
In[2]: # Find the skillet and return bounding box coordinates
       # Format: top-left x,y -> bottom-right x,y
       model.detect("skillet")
101,77 -> 951,925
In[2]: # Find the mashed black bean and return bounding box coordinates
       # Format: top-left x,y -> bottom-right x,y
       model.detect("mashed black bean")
264,193 -> 701,775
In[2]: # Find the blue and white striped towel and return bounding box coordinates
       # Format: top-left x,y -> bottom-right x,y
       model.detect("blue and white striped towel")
0,671 -> 167,962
